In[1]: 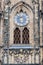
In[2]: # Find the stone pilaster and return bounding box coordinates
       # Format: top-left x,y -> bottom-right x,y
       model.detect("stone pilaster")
42,0 -> 43,65
3,0 -> 11,64
33,0 -> 40,46
3,2 -> 10,47
33,0 -> 40,64
42,1 -> 43,46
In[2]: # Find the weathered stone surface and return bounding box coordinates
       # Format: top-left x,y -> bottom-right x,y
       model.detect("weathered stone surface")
0,0 -> 43,65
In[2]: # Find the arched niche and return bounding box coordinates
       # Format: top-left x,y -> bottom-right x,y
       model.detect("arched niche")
9,1 -> 34,45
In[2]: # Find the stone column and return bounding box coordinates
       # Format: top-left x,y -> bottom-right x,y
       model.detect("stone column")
4,52 -> 7,64
3,0 -> 11,64
42,1 -> 43,65
0,0 -> 2,45
42,0 -> 43,46
32,51 -> 34,64
34,0 -> 40,46
3,4 -> 9,46
33,0 -> 40,64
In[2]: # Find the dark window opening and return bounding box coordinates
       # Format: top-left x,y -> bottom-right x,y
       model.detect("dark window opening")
14,28 -> 21,44
22,27 -> 29,44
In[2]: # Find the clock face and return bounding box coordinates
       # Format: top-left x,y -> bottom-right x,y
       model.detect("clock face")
14,12 -> 29,26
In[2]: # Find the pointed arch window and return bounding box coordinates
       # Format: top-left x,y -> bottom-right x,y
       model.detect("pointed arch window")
22,27 -> 29,44
14,28 -> 21,44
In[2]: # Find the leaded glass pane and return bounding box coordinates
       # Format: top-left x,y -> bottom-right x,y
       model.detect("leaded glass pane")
14,28 -> 21,44
22,27 -> 29,44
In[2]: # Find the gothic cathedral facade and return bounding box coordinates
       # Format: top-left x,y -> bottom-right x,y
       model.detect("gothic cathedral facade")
0,0 -> 43,65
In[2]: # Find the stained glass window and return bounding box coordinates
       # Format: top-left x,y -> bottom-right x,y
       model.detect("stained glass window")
22,27 -> 29,44
14,28 -> 21,44
14,27 -> 29,44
